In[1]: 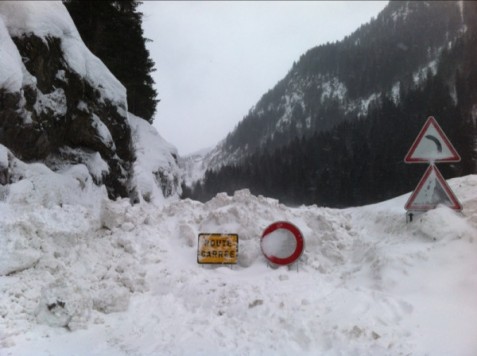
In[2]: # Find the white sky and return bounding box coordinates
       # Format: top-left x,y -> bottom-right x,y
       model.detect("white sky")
140,1 -> 389,156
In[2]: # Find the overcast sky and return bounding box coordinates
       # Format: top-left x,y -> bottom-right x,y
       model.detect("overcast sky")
140,1 -> 389,156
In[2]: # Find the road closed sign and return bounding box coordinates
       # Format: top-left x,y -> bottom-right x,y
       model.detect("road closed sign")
197,233 -> 238,264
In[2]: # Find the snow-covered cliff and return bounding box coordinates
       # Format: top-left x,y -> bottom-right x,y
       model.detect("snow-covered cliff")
0,2 -> 181,203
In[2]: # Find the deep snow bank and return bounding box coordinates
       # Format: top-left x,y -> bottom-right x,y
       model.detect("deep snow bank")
0,144 -> 107,277
1,172 -> 476,354
0,144 -> 148,337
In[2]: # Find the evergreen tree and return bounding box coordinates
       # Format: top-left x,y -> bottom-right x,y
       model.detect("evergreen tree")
64,0 -> 158,122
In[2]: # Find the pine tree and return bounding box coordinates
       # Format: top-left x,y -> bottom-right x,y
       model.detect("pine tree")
64,0 -> 159,122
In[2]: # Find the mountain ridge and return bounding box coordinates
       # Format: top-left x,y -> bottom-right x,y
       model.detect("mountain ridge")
185,0 -> 477,207
187,0 -> 468,175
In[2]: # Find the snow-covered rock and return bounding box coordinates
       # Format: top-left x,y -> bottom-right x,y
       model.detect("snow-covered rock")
0,1 -> 132,198
0,1 -> 126,105
0,2 -> 181,201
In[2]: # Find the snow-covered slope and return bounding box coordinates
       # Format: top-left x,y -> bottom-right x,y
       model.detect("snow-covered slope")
184,1 -> 473,181
1,171 -> 476,355
129,113 -> 181,204
179,146 -> 216,187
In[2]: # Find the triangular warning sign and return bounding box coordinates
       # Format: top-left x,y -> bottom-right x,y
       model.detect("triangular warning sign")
404,116 -> 461,163
405,164 -> 462,211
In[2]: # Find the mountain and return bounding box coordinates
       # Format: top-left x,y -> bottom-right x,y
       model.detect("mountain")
187,0 -> 477,207
0,2 -> 181,203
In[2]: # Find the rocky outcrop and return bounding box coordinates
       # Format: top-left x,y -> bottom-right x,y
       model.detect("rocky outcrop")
0,33 -> 133,198
0,3 -> 136,199
0,2 -> 182,202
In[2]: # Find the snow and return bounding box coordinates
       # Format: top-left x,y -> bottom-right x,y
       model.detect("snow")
55,147 -> 110,184
0,1 -> 126,106
346,91 -> 380,117
458,0 -> 465,23
91,114 -> 115,150
34,88 -> 67,117
0,145 -> 8,169
391,1 -> 411,22
320,77 -> 347,103
179,146 -> 215,187
391,81 -> 400,104
1,1 -> 477,354
1,151 -> 477,354
359,92 -> 379,117
0,16 -> 23,92
0,144 -> 107,277
413,59 -> 438,86
277,92 -> 305,130
261,228 -> 297,259
128,113 -> 181,204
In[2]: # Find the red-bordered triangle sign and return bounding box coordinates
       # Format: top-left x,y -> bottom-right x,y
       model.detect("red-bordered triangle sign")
405,164 -> 462,211
404,116 -> 461,163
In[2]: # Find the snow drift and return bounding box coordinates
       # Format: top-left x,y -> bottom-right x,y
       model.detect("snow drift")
1,166 -> 476,354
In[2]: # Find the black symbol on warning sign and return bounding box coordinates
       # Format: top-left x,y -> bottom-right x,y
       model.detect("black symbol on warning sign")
424,134 -> 442,153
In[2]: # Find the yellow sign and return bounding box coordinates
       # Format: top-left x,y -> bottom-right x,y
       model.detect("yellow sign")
197,234 -> 238,264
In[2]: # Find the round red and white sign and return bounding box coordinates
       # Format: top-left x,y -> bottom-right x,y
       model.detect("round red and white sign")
260,221 -> 304,266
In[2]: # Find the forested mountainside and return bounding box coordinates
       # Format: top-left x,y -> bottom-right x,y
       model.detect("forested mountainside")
186,1 -> 477,207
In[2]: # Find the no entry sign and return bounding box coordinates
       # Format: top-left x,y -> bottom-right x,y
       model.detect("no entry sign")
260,221 -> 304,266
